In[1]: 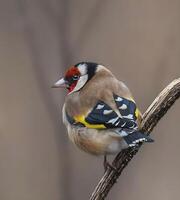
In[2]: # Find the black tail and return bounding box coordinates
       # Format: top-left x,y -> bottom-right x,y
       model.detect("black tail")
123,131 -> 154,147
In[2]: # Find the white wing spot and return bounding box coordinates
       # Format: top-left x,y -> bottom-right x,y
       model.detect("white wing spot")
121,122 -> 126,127
129,144 -> 136,147
103,110 -> 113,115
96,104 -> 104,109
132,138 -> 146,144
115,97 -> 123,102
115,121 -> 120,126
123,114 -> 134,120
107,117 -> 119,125
119,104 -> 127,110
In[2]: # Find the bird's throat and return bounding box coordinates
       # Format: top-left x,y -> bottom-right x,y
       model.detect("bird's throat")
68,82 -> 78,93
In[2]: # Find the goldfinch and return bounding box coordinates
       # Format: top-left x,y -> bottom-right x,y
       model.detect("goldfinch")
53,62 -> 153,167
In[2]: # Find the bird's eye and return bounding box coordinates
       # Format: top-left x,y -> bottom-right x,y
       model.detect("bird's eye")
72,75 -> 79,80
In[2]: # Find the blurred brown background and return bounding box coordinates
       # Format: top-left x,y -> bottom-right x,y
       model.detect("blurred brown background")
0,0 -> 180,200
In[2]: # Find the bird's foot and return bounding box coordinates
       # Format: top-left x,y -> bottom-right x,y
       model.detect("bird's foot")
103,155 -> 118,173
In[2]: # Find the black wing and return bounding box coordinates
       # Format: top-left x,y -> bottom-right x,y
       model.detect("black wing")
85,94 -> 138,130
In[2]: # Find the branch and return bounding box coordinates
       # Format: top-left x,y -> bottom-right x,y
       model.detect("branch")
90,78 -> 180,200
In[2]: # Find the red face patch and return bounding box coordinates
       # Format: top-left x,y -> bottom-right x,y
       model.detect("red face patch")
64,66 -> 81,93
65,66 -> 80,79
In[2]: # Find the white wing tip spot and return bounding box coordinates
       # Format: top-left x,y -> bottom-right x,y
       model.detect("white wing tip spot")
107,117 -> 119,125
123,114 -> 134,120
119,104 -> 127,110
96,104 -> 104,109
115,97 -> 123,102
103,110 -> 113,115
132,138 -> 147,144
129,144 -> 136,147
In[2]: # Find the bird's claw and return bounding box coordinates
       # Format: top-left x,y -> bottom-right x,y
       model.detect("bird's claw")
104,155 -> 118,173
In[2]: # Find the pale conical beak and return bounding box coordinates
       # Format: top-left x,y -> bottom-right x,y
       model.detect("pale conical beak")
52,78 -> 67,88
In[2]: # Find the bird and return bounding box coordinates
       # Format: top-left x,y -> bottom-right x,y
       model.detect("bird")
52,62 -> 153,170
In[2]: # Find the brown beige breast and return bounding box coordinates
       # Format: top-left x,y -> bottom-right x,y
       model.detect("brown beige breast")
66,123 -> 124,155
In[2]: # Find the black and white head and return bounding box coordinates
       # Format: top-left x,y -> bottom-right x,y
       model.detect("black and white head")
52,62 -> 106,94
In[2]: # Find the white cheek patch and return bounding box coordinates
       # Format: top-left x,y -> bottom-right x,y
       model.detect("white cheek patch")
68,74 -> 88,94
77,64 -> 87,75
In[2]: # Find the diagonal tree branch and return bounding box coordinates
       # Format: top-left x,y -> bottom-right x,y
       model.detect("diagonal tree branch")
90,78 -> 180,200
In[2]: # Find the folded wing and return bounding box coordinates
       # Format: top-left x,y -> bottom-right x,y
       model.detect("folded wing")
66,93 -> 138,131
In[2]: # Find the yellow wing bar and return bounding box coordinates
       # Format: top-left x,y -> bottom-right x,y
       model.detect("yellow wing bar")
74,115 -> 106,129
